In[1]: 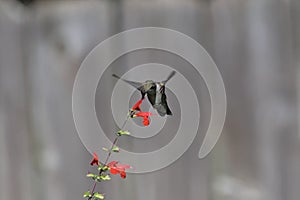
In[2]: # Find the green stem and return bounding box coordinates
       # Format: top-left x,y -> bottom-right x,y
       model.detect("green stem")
87,116 -> 130,199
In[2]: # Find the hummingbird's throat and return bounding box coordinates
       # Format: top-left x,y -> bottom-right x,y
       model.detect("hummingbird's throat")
155,83 -> 163,105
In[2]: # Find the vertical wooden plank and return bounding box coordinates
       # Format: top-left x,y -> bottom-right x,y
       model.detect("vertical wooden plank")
0,4 -> 32,200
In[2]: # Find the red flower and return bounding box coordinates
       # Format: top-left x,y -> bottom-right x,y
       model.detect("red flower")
107,161 -> 132,179
90,152 -> 99,166
134,112 -> 154,117
133,112 -> 154,126
131,99 -> 143,111
120,171 -> 126,179
142,117 -> 150,126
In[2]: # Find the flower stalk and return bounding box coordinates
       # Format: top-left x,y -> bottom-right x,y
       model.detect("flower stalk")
84,98 -> 154,200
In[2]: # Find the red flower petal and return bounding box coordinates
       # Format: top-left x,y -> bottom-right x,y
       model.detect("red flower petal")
110,167 -> 120,175
116,163 -> 132,170
107,161 -> 131,178
134,112 -> 154,117
120,171 -> 126,179
131,99 -> 143,111
142,117 -> 150,126
90,152 -> 99,166
107,161 -> 118,167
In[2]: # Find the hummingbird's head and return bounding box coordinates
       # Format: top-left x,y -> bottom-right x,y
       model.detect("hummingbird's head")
143,80 -> 155,92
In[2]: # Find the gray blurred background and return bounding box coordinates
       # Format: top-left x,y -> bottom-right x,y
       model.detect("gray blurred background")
1,0 -> 300,200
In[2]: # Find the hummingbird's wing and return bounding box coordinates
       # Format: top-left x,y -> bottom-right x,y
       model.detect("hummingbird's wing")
161,92 -> 172,116
112,74 -> 144,91
162,70 -> 176,84
113,74 -> 149,99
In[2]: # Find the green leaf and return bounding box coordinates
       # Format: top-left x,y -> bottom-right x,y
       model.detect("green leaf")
98,165 -> 109,172
95,176 -> 101,182
86,173 -> 96,178
102,147 -> 109,152
83,191 -> 92,198
102,166 -> 109,171
100,174 -> 111,181
112,146 -> 120,152
93,192 -> 105,199
117,130 -> 130,136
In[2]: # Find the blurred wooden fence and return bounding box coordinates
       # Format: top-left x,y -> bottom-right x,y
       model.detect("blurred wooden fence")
0,0 -> 300,200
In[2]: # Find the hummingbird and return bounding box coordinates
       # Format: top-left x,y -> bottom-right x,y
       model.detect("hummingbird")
112,71 -> 176,116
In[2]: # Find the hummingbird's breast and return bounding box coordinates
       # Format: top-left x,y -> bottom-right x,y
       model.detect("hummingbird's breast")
155,83 -> 162,105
